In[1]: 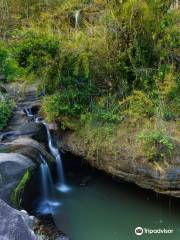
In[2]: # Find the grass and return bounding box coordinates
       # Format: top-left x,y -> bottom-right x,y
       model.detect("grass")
11,170 -> 30,208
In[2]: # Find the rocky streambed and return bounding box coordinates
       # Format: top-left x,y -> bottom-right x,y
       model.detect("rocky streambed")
0,84 -> 67,240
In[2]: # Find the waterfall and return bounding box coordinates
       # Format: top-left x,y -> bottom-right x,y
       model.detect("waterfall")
24,108 -> 33,117
25,108 -> 69,193
44,123 -> 69,192
40,154 -> 54,201
38,154 -> 59,214
75,10 -> 80,28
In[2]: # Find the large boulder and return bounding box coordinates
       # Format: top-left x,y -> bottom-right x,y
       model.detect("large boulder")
0,199 -> 37,240
3,137 -> 54,164
0,153 -> 35,203
6,121 -> 47,143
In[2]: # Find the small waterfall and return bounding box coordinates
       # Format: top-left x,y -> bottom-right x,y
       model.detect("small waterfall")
25,108 -> 69,193
38,154 -> 59,214
24,108 -> 33,117
40,154 -> 54,201
44,123 -> 69,192
75,10 -> 80,28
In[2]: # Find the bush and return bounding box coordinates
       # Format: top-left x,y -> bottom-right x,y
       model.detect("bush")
120,91 -> 154,120
0,41 -> 24,81
0,96 -> 13,129
12,31 -> 60,88
41,76 -> 94,122
87,97 -> 122,124
137,130 -> 174,161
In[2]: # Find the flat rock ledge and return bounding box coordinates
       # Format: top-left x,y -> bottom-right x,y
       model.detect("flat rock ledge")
59,131 -> 180,198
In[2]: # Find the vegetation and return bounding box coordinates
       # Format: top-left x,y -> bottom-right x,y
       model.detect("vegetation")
0,0 -> 179,163
138,129 -> 174,161
11,170 -> 30,208
0,94 -> 13,130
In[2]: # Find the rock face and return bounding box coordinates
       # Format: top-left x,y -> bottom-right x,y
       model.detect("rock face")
0,153 -> 35,202
59,131 -> 180,198
0,198 -> 37,240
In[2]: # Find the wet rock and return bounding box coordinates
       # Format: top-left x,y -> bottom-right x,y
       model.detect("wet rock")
12,122 -> 47,143
0,153 -> 35,203
3,137 -> 54,165
56,235 -> 70,240
0,198 -> 37,240
0,75 -> 6,82
34,215 -> 69,240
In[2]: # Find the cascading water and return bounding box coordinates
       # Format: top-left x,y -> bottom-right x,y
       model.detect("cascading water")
40,154 -> 53,200
25,107 -> 69,193
75,10 -> 80,28
24,108 -> 33,117
38,154 -> 59,214
44,123 -> 69,192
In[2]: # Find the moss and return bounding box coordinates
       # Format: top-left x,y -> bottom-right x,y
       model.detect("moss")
11,168 -> 33,208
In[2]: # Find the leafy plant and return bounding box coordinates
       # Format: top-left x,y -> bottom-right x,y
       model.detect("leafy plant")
0,41 -> 24,81
137,130 -> 174,161
0,95 -> 13,129
120,91 -> 154,119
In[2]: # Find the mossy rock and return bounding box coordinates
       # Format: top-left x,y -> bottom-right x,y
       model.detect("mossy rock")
11,166 -> 36,209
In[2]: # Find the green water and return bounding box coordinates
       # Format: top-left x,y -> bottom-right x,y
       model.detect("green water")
53,170 -> 180,240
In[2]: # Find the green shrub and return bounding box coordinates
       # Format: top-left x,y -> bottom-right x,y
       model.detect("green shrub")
120,91 -> 154,120
0,41 -> 24,81
0,96 -> 13,129
137,130 -> 174,161
12,31 -> 60,87
87,97 -> 122,124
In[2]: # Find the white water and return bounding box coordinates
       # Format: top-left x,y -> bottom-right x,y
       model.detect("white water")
38,154 -> 60,214
24,108 -> 33,117
24,108 -> 69,193
75,10 -> 80,28
44,123 -> 70,193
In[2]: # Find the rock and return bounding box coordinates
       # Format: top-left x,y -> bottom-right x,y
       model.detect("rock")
0,84 -> 7,93
0,75 -> 6,82
3,137 -> 54,164
7,121 -> 47,143
48,122 -> 58,130
20,211 -> 38,230
56,236 -> 70,240
0,198 -> 37,240
0,153 -> 35,203
60,131 -> 180,198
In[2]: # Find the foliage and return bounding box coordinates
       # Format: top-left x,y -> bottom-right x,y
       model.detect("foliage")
77,118 -> 115,160
0,95 -> 13,130
11,31 -> 60,87
137,129 -> 174,161
0,0 -> 179,162
0,41 -> 24,81
11,170 -> 30,208
120,91 -> 154,119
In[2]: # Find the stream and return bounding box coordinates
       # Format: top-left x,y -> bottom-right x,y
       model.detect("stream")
22,107 -> 180,240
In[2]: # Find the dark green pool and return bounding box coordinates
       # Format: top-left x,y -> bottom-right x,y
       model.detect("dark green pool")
51,165 -> 180,240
